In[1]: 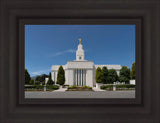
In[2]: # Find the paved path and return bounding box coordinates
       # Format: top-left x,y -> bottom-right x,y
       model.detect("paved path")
53,86 -> 67,92
54,87 -> 106,92
25,90 -> 135,98
92,87 -> 105,91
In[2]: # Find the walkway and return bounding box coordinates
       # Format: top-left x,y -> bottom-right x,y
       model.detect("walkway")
53,86 -> 67,92
92,87 -> 105,91
25,90 -> 135,98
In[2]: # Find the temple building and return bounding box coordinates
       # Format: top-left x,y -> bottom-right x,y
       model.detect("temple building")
51,39 -> 122,87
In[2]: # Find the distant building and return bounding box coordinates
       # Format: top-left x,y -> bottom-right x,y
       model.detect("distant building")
51,39 -> 122,87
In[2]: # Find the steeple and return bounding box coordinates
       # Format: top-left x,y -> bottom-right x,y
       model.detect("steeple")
76,38 -> 85,61
78,38 -> 81,44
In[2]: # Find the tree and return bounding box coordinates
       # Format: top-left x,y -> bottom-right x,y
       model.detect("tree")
25,69 -> 31,85
47,72 -> 54,85
95,67 -> 104,83
57,66 -> 65,85
102,66 -> 108,84
119,66 -> 130,83
35,74 -> 49,82
42,81 -> 45,85
29,79 -> 34,85
130,62 -> 136,79
35,76 -> 41,82
107,69 -> 118,84
34,81 -> 40,85
119,76 -> 129,83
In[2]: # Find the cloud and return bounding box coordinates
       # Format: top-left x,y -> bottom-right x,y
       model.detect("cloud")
31,69 -> 50,76
50,49 -> 76,57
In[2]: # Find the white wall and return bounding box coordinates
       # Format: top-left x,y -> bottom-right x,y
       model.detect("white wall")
65,70 -> 68,85
51,63 -> 122,87
51,72 -> 55,82
86,69 -> 93,87
93,67 -> 96,87
130,80 -> 136,85
45,78 -> 49,84
67,69 -> 74,86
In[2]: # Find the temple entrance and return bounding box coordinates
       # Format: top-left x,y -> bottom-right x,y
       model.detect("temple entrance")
74,69 -> 86,86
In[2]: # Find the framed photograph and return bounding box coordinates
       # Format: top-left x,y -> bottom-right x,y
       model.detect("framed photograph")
24,24 -> 136,99
1,0 -> 160,122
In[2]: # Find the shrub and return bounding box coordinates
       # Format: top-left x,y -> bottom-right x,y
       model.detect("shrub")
67,85 -> 92,91
35,85 -> 44,89
82,85 -> 92,89
68,85 -> 77,89
46,85 -> 59,90
25,85 -> 36,89
25,85 -> 44,90
100,85 -> 113,90
116,84 -> 135,88
29,79 -> 34,85
64,84 -> 69,86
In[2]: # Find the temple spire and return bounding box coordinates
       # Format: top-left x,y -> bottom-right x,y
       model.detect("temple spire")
78,38 -> 81,44
76,38 -> 84,61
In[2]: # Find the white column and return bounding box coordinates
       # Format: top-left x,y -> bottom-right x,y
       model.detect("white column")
82,69 -> 83,86
78,69 -> 80,86
55,72 -> 57,82
79,69 -> 81,86
75,69 -> 77,85
53,72 -> 55,81
54,72 -> 56,84
80,69 -> 82,86
76,69 -> 78,85
73,69 -> 75,85
81,69 -> 83,86
84,70 -> 86,86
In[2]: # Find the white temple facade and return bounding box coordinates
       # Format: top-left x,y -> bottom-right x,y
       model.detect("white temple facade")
51,39 -> 122,87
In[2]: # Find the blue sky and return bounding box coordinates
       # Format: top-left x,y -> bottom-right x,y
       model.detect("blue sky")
25,25 -> 135,77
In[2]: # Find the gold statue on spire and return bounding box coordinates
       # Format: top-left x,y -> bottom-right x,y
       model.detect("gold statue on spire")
78,38 -> 81,44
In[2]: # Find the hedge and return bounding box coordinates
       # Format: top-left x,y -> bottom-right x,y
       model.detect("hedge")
25,85 -> 60,90
68,85 -> 92,89
35,85 -> 44,89
116,84 -> 135,88
68,85 -> 78,89
46,85 -> 59,90
100,85 -> 113,90
25,85 -> 44,89
100,84 -> 136,90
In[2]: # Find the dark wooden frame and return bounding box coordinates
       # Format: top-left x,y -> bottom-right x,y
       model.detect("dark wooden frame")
0,0 -> 160,122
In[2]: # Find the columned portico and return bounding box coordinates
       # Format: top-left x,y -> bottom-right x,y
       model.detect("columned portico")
74,69 -> 86,86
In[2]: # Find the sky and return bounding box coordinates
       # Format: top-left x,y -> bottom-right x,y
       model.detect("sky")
25,25 -> 135,77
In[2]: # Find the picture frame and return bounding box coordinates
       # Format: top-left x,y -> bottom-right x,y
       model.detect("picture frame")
0,0 -> 160,122
23,21 -> 137,100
